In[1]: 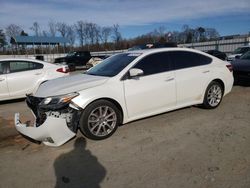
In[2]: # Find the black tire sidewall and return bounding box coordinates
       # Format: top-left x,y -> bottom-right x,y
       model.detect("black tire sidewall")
79,100 -> 122,140
203,81 -> 223,109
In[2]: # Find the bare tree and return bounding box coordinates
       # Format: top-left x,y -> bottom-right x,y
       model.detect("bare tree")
86,23 -> 101,45
0,29 -> 7,51
75,21 -> 86,47
157,26 -> 166,37
48,20 -> 57,37
66,25 -> 75,46
57,22 -> 68,37
30,22 -> 41,36
205,28 -> 220,40
196,27 -> 206,42
42,30 -> 48,37
94,25 -> 101,44
100,26 -> 112,44
5,24 -> 22,38
112,24 -> 122,43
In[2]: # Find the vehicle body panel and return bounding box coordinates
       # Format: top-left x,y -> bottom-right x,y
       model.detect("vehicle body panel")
35,74 -> 109,97
123,71 -> 176,119
15,113 -> 75,146
0,74 -> 9,99
231,59 -> 250,82
175,65 -> 211,106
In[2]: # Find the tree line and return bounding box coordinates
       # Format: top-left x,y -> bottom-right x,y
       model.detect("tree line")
0,21 -> 220,53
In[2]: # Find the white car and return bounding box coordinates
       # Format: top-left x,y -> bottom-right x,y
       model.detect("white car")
15,48 -> 234,146
0,58 -> 69,101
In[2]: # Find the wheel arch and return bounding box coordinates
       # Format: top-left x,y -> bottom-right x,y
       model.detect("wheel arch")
210,78 -> 225,94
201,78 -> 225,104
83,97 -> 124,124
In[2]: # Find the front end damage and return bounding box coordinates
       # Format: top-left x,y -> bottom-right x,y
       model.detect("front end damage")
15,94 -> 81,146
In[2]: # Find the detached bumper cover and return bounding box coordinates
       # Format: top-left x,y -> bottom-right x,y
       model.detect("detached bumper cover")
15,113 -> 76,147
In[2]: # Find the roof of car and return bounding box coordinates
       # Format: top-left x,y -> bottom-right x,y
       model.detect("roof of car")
0,58 -> 49,64
127,47 -> 206,55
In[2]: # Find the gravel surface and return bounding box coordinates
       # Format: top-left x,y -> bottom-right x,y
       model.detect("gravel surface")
0,86 -> 250,188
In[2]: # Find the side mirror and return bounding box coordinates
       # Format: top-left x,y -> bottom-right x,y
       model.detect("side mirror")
129,68 -> 144,78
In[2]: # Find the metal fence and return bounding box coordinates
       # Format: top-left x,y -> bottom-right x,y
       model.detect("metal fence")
1,34 -> 250,61
0,50 -> 127,63
179,35 -> 250,54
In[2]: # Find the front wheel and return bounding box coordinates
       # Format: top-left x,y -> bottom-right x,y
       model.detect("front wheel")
202,81 -> 224,109
79,100 -> 122,140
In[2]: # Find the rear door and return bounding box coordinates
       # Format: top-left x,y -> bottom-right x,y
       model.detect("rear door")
169,51 -> 212,106
6,61 -> 44,97
0,61 -> 9,99
123,52 -> 176,119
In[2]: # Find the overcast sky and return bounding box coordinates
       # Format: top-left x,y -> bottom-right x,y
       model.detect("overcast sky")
1,0 -> 250,38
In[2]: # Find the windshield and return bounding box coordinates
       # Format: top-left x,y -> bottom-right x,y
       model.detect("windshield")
86,53 -> 140,77
240,51 -> 250,60
233,47 -> 250,54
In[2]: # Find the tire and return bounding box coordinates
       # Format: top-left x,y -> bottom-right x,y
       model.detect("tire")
202,81 -> 224,109
68,64 -> 76,71
79,100 -> 122,140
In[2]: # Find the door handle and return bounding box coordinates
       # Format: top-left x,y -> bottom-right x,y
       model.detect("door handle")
165,78 -> 174,82
0,78 -> 5,81
202,70 -> 210,73
34,73 -> 42,75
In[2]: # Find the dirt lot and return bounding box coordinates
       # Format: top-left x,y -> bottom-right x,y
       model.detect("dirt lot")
0,86 -> 250,188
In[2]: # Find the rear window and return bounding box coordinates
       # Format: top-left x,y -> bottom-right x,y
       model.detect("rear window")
169,51 -> 212,70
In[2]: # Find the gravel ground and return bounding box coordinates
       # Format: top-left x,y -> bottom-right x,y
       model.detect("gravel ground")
0,86 -> 250,188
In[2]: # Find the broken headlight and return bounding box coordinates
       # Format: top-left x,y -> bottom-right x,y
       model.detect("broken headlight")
39,92 -> 79,110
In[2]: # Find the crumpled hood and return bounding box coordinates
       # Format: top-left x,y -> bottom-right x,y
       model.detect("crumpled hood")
35,74 -> 109,97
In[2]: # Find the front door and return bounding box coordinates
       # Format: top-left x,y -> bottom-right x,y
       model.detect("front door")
123,52 -> 176,120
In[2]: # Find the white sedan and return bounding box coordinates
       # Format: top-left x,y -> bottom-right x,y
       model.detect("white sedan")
15,48 -> 234,146
0,58 -> 69,101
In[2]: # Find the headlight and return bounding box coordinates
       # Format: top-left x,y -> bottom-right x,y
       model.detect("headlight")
39,92 -> 79,110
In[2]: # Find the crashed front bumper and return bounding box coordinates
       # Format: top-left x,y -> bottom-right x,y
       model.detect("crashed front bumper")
15,113 -> 76,146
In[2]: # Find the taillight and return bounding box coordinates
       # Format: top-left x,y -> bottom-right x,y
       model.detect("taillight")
56,67 -> 69,73
226,64 -> 233,72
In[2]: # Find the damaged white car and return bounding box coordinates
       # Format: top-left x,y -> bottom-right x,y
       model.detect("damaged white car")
15,48 -> 234,146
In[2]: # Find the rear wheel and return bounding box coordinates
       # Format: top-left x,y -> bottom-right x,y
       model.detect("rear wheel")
202,81 -> 224,109
79,100 -> 122,140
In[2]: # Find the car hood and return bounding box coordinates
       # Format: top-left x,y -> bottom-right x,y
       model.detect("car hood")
231,59 -> 250,71
35,74 -> 109,97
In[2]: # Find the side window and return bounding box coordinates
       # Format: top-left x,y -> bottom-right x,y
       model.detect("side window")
33,62 -> 43,69
169,51 -> 212,70
9,61 -> 43,73
133,52 -> 172,76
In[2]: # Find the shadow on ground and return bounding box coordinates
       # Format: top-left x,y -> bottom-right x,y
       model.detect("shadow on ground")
54,137 -> 106,188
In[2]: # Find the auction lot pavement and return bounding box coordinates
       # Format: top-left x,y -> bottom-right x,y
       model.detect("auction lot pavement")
0,86 -> 250,188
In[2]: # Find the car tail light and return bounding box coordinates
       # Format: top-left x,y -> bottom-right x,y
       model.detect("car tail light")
226,64 -> 233,72
56,67 -> 69,73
